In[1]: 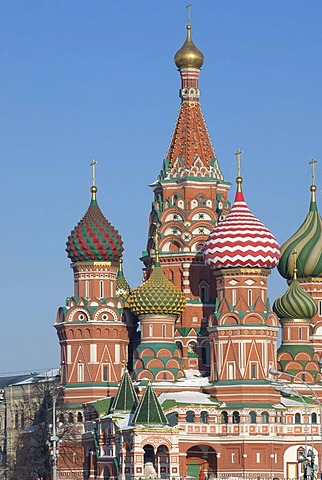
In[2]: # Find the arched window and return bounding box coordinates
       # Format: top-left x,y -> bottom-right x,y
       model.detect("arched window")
248,289 -> 252,306
200,411 -> 208,424
312,412 -> 317,424
261,411 -> 269,424
68,412 -> 74,423
199,281 -> 209,303
295,413 -> 301,424
221,411 -> 228,424
232,411 -> 240,424
149,324 -> 153,337
186,411 -> 195,423
59,413 -> 65,424
77,412 -> 83,423
249,411 -> 257,424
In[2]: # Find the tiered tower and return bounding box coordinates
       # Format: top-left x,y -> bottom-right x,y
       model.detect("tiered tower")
273,251 -> 321,382
129,237 -> 186,382
204,153 -> 281,403
278,161 -> 322,363
142,20 -> 230,373
55,163 -> 129,404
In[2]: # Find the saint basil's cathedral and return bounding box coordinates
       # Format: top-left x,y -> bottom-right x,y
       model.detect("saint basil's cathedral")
54,17 -> 322,480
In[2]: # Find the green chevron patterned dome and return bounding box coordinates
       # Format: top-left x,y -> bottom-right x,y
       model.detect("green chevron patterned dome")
273,278 -> 317,320
278,186 -> 322,280
129,262 -> 186,316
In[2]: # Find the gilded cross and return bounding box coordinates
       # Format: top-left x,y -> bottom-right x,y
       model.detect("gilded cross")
234,149 -> 243,177
186,2 -> 192,25
90,159 -> 97,187
309,158 -> 317,185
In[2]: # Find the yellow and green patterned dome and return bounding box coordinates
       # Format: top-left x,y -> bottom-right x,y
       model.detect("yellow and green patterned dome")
278,184 -> 322,280
129,261 -> 186,316
116,259 -> 131,305
273,277 -> 317,320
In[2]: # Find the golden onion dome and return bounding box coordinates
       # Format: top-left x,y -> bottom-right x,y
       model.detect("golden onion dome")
174,25 -> 204,70
128,261 -> 186,316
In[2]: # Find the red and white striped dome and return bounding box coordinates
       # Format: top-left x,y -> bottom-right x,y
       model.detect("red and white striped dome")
204,189 -> 280,269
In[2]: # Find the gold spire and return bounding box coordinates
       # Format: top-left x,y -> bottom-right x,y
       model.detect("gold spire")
90,159 -> 98,201
119,257 -> 123,272
309,158 -> 317,202
234,148 -> 243,192
174,6 -> 204,70
292,249 -> 298,280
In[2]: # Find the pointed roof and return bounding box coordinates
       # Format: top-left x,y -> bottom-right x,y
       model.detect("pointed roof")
132,383 -> 168,427
112,370 -> 138,413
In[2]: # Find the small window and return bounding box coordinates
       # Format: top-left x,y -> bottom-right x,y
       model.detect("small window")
233,411 -> 240,424
15,412 -> 19,429
200,411 -> 208,424
319,300 -> 322,317
256,453 -> 261,463
149,324 -> 153,337
261,411 -> 269,424
228,362 -> 235,380
221,411 -> 228,424
295,413 -> 301,424
85,281 -> 89,298
102,364 -> 109,382
59,413 -> 65,424
162,324 -> 166,338
77,412 -> 83,423
250,363 -> 257,379
100,280 -> 104,298
312,412 -> 317,424
298,327 -> 302,340
68,412 -> 74,423
78,363 -> 84,383
248,289 -> 252,306
249,411 -> 257,424
186,411 -> 195,423
231,453 -> 236,464
232,289 -> 236,306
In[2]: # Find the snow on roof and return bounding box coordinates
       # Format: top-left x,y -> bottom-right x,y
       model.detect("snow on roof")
158,390 -> 217,406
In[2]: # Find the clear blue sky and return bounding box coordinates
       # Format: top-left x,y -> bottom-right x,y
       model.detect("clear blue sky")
1,1 -> 322,373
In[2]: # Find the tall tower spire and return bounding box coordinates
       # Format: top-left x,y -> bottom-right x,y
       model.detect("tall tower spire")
142,17 -> 230,377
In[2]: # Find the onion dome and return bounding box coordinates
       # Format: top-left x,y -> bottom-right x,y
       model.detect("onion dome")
66,185 -> 123,263
204,170 -> 280,269
129,254 -> 186,316
174,24 -> 204,70
278,182 -> 322,280
116,259 -> 131,297
273,267 -> 317,320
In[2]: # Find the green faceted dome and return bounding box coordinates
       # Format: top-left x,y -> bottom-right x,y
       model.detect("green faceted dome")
273,278 -> 317,320
278,186 -> 322,280
116,259 -> 131,304
129,262 -> 186,316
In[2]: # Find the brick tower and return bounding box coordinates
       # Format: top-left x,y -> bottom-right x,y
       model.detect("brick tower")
141,21 -> 230,374
55,163 -> 129,405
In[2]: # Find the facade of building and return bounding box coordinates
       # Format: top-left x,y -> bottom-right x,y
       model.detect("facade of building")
52,19 -> 322,480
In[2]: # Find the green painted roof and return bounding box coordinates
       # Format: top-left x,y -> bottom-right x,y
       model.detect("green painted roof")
112,370 -> 138,413
132,383 -> 168,427
278,189 -> 322,279
273,278 -> 317,320
92,397 -> 112,416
